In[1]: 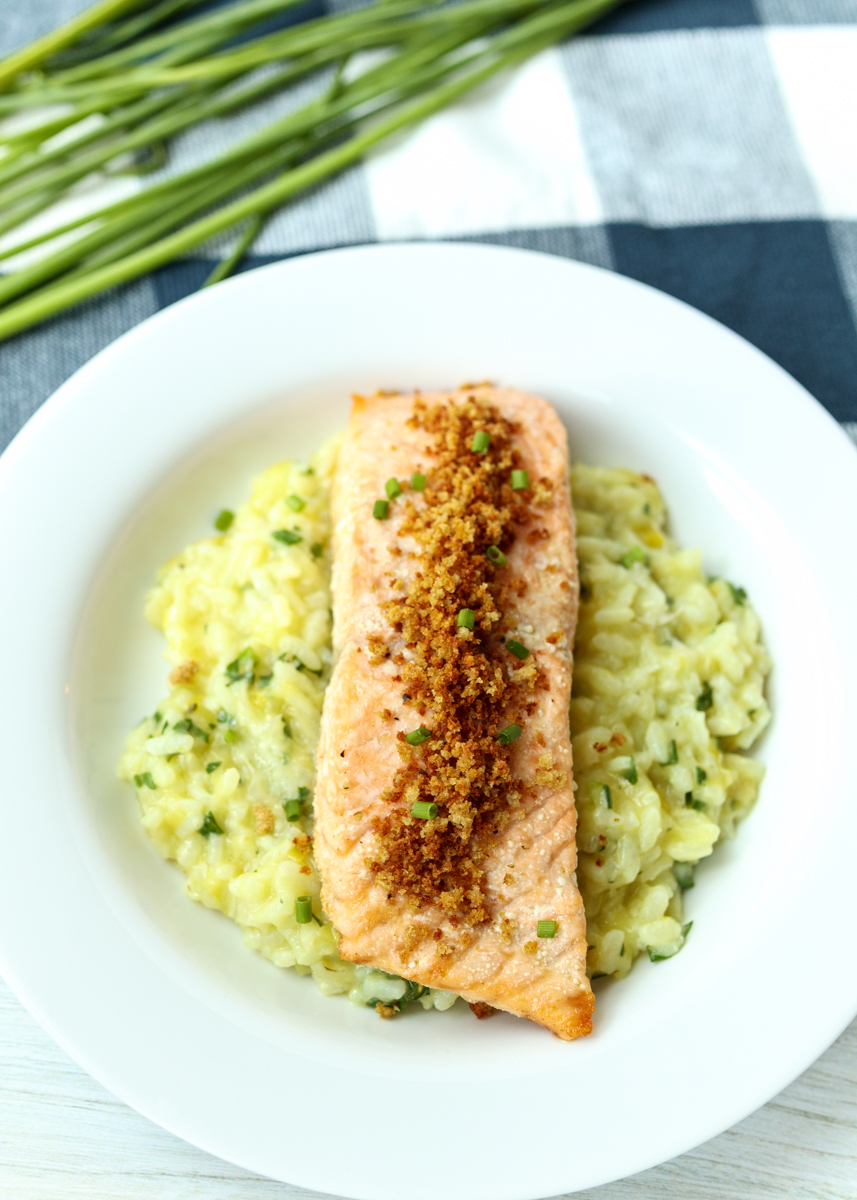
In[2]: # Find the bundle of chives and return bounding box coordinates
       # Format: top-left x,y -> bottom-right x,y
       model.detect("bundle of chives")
0,0 -> 628,342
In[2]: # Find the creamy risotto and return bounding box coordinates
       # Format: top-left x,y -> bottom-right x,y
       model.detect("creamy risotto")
120,448 -> 770,1005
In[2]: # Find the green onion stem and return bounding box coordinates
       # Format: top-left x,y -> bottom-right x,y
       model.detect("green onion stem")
0,0 -> 143,92
46,0 -> 207,71
203,214 -> 265,287
0,0 -> 625,341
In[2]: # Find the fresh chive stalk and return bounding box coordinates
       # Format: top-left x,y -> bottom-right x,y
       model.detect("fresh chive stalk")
497,723 -> 521,744
410,473 -> 427,491
385,477 -> 402,499
505,639 -> 529,660
486,545 -> 507,565
295,895 -> 313,923
0,0 -> 628,339
510,469 -> 529,490
404,726 -> 431,746
537,920 -> 557,938
471,430 -> 490,453
457,608 -> 476,630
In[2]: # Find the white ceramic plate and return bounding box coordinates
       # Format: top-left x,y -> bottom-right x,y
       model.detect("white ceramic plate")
0,243 -> 855,1200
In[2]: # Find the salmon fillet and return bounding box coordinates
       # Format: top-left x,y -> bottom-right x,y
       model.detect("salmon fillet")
314,386 -> 593,1039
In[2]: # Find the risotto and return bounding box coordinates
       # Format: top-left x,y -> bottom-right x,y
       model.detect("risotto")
119,447 -> 770,1006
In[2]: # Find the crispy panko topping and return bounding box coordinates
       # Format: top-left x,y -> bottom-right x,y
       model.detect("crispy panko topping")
368,395 -> 542,923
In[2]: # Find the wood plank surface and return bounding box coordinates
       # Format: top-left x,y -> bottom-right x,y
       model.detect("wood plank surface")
0,978 -> 854,1200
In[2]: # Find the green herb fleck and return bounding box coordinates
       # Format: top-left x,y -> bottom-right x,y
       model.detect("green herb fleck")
405,726 -> 431,747
385,477 -> 402,500
674,862 -> 695,889
214,509 -> 234,532
457,608 -> 475,630
602,784 -> 612,809
281,717 -> 292,738
696,767 -> 707,784
225,648 -> 258,684
537,920 -> 557,938
284,798 -> 302,821
223,729 -> 238,744
621,758 -> 638,785
206,762 -> 221,774
217,709 -> 236,726
727,582 -> 747,606
373,499 -> 389,520
661,739 -> 678,766
471,430 -> 490,453
619,546 -> 646,568
286,494 -> 305,512
696,681 -> 713,711
173,718 -> 209,742
298,787 -> 310,801
272,528 -> 302,545
310,542 -> 323,559
506,639 -> 529,660
682,921 -> 693,938
134,772 -> 156,790
256,672 -> 273,688
411,800 -> 438,820
200,811 -> 224,837
510,469 -> 529,490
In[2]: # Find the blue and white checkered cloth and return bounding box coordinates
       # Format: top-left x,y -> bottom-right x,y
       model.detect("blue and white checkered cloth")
2,0 -> 856,449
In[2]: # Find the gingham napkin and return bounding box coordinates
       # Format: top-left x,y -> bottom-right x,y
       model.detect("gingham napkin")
1,0 -> 856,449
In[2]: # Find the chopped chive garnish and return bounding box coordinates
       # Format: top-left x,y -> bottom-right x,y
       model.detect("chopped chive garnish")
298,786 -> 311,801
696,767 -> 707,784
173,718 -> 209,741
282,717 -> 292,738
647,945 -> 675,963
295,895 -> 313,924
621,758 -> 638,785
411,800 -> 438,819
310,542 -> 323,558
471,430 -> 490,453
217,708 -> 236,726
510,469 -> 529,490
696,681 -> 713,711
286,494 -> 305,512
506,639 -> 529,660
411,473 -> 426,491
674,862 -> 695,889
404,726 -> 431,746
498,723 -> 522,744
385,477 -> 402,500
537,920 -> 557,938
486,545 -> 507,566
273,528 -> 302,545
134,772 -> 156,790
223,729 -> 238,744
214,509 -> 234,532
602,784 -> 612,809
206,762 -> 221,774
373,499 -> 389,520
619,546 -> 646,568
284,798 -> 302,821
226,648 -> 257,684
256,672 -> 273,688
199,811 -> 224,837
661,739 -> 678,766
682,921 -> 693,938
727,582 -> 747,606
457,608 -> 476,630
690,798 -> 706,811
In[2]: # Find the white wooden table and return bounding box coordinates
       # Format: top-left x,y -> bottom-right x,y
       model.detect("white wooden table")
0,978 -> 854,1200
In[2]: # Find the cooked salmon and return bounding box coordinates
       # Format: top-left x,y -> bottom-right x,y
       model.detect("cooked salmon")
313,386 -> 593,1039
